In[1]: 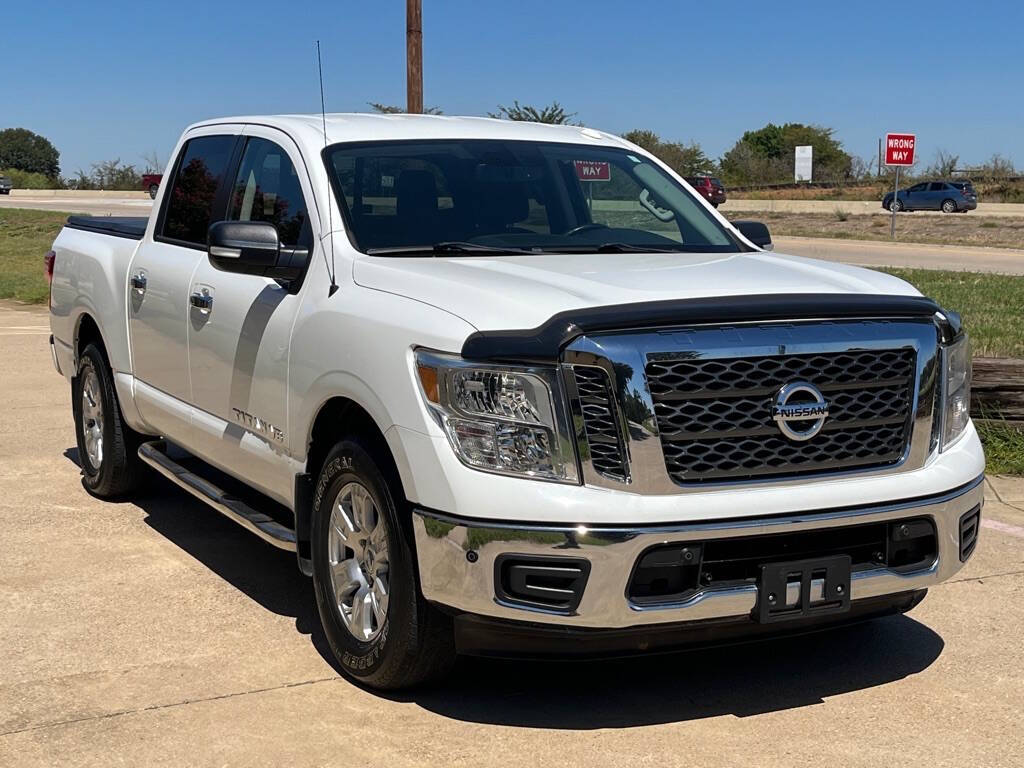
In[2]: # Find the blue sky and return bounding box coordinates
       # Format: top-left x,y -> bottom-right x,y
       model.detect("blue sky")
3,0 -> 1021,175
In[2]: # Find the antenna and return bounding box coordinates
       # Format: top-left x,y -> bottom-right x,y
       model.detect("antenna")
317,40 -> 339,297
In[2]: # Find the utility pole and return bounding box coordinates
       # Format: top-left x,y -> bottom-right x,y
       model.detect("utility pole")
877,138 -> 882,177
406,0 -> 423,114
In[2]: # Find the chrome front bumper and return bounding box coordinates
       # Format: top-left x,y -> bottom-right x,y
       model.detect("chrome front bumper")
412,476 -> 983,629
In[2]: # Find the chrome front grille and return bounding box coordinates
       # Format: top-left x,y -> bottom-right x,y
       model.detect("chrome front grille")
563,320 -> 939,494
572,366 -> 629,481
647,348 -> 917,483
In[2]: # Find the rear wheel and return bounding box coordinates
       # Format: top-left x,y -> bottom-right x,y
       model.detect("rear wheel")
311,438 -> 455,689
148,184 -> 158,199
72,343 -> 146,497
941,199 -> 957,213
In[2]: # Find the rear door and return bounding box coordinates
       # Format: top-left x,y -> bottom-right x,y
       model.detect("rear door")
128,129 -> 241,440
928,182 -> 949,209
185,127 -> 318,501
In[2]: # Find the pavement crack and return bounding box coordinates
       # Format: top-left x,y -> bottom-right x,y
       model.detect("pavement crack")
939,567 -> 1024,586
985,478 -> 1024,514
0,675 -> 340,738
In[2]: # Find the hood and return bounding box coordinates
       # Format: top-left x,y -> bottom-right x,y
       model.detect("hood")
352,249 -> 920,332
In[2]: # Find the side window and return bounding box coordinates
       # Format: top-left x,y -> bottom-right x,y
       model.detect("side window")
228,138 -> 309,246
929,182 -> 947,192
161,135 -> 236,245
908,183 -> 927,193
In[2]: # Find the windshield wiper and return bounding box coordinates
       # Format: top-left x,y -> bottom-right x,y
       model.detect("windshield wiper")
560,242 -> 690,254
365,241 -> 539,256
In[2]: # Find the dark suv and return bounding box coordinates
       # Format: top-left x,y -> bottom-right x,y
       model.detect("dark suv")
882,180 -> 977,213
685,175 -> 726,207
0,176 -> 12,195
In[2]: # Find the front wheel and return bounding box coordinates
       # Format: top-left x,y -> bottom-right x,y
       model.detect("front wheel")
941,199 -> 957,213
311,438 -> 455,689
148,184 -> 158,199
889,199 -> 904,212
72,343 -> 146,497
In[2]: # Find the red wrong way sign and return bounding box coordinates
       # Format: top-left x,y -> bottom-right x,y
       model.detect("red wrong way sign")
574,160 -> 611,181
885,133 -> 916,166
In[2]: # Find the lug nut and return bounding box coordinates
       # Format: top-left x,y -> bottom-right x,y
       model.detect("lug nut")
768,593 -> 777,605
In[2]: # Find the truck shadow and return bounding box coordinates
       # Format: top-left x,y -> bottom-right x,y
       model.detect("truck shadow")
412,615 -> 943,727
72,452 -> 945,729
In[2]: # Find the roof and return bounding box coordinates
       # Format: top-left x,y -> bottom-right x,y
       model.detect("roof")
186,112 -> 628,150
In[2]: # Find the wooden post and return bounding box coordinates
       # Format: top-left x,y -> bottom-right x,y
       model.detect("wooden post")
407,0 -> 423,114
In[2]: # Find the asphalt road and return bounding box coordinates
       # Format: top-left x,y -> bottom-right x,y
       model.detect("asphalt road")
776,236 -> 1024,275
4,194 -> 1022,274
0,194 -> 152,217
1,301 -> 1023,767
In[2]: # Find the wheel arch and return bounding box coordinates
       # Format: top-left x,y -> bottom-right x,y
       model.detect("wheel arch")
74,312 -> 107,367
296,395 -> 412,567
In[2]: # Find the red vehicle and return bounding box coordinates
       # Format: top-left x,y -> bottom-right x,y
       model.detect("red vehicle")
142,173 -> 162,199
685,175 -> 727,207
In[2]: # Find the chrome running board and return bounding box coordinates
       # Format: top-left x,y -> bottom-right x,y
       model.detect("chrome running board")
138,440 -> 297,552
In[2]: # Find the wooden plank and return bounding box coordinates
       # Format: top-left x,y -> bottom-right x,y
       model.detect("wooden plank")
971,357 -> 1024,420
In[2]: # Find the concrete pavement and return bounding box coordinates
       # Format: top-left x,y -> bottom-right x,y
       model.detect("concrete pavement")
1,301 -> 1022,766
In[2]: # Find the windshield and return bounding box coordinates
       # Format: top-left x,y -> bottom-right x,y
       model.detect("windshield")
325,140 -> 741,255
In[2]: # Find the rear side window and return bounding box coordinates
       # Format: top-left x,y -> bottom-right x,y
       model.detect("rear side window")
228,138 -> 309,246
161,135 -> 236,245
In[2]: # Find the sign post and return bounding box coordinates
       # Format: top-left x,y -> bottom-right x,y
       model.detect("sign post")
884,132 -> 916,238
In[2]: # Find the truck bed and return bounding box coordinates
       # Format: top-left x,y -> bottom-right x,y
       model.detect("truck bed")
65,215 -> 148,240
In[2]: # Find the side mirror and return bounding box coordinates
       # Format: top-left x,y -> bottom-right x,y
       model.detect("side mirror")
731,220 -> 773,251
207,221 -> 308,281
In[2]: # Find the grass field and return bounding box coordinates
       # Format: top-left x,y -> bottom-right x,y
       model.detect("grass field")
0,209 -> 67,303
734,210 -> 1024,250
877,268 -> 1024,358
1,208 -> 1021,473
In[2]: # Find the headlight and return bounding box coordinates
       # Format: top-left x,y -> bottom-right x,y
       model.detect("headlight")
414,350 -> 579,483
941,333 -> 971,450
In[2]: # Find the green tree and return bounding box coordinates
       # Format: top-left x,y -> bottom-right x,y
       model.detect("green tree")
0,128 -> 61,178
720,123 -> 852,184
488,100 -> 578,124
621,130 -> 711,177
367,102 -> 443,115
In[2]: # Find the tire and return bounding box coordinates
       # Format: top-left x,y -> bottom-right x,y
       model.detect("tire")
148,184 -> 158,199
941,199 -> 957,213
311,438 -> 455,690
72,343 -> 147,497
889,199 -> 904,212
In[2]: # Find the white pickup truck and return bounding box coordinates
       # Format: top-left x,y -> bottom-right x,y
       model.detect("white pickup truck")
48,114 -> 984,689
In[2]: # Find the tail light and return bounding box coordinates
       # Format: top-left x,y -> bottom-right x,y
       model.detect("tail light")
44,250 -> 56,284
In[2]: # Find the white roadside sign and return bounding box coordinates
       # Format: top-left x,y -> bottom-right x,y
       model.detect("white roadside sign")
794,145 -> 813,182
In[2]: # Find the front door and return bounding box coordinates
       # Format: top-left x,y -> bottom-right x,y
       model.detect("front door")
186,129 -> 317,503
128,132 -> 240,440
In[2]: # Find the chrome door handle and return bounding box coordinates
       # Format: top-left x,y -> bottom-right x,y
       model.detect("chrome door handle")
190,291 -> 213,311
131,273 -> 147,294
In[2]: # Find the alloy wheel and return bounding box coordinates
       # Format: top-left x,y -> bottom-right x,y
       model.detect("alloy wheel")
327,481 -> 391,641
80,367 -> 104,468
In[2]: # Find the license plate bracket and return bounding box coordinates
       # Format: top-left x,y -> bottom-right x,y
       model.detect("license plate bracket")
756,555 -> 852,623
